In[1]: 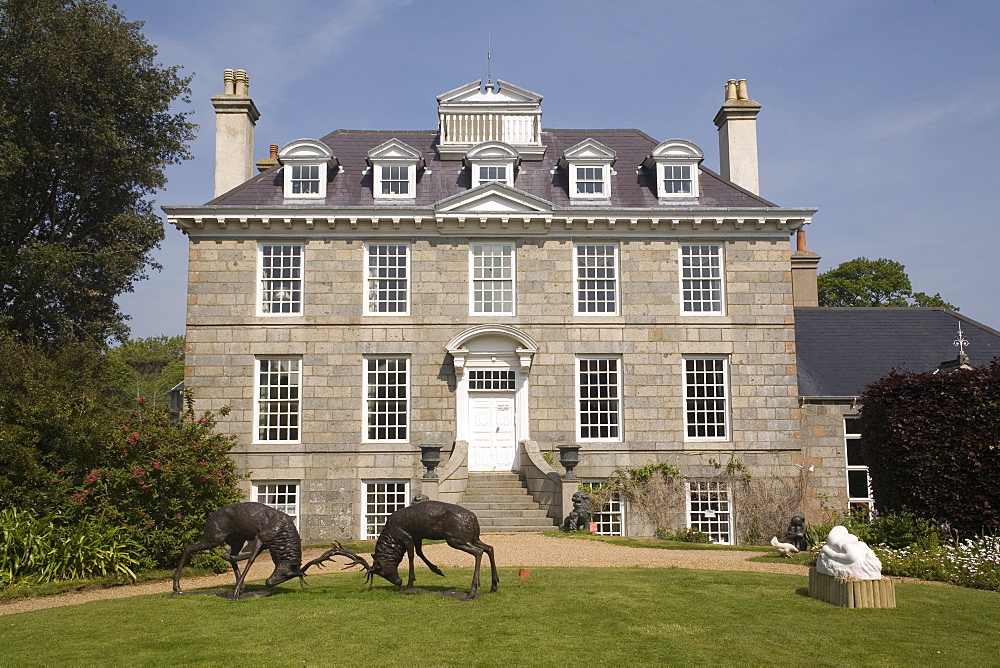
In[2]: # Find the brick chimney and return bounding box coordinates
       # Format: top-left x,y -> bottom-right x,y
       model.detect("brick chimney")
791,229 -> 821,307
713,78 -> 761,195
211,69 -> 260,197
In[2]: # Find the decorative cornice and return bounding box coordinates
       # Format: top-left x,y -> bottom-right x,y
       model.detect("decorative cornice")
163,205 -> 815,237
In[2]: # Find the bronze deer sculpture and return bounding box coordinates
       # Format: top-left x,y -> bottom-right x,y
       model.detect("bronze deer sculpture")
333,499 -> 499,599
173,502 -> 335,600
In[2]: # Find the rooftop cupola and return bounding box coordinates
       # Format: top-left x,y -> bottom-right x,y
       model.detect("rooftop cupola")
436,80 -> 545,161
713,78 -> 761,195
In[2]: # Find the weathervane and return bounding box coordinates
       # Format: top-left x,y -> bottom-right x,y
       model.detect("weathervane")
954,322 -> 969,355
486,33 -> 492,85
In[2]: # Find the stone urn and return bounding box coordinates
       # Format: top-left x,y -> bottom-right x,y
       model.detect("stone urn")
558,445 -> 581,480
419,444 -> 443,479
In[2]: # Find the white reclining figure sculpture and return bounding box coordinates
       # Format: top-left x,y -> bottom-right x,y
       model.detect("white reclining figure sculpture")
815,525 -> 883,580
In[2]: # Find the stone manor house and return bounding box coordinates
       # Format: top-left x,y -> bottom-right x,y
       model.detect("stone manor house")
164,71 -> 1000,543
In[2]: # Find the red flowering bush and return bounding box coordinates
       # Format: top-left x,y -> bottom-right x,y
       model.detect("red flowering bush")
61,396 -> 246,569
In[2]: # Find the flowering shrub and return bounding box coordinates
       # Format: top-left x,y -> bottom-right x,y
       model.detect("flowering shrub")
873,535 -> 1000,591
59,396 -> 246,569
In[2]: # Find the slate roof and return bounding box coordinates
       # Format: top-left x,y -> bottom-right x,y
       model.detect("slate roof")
795,307 -> 1000,397
208,129 -> 776,209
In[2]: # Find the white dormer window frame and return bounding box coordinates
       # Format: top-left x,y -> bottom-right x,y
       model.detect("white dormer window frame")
465,141 -> 519,188
643,139 -> 703,199
278,139 -> 337,200
560,139 -> 616,201
368,139 -> 424,200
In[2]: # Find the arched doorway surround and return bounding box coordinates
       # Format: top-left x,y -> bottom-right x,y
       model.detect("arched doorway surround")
445,326 -> 537,472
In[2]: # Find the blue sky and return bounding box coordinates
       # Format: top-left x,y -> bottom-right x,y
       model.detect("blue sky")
114,0 -> 1000,339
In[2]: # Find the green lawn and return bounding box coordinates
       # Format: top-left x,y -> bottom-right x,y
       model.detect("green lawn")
3,567 -> 998,666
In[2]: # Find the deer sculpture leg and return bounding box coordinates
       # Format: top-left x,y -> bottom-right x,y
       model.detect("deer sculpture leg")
230,537 -> 266,600
173,538 -> 224,594
477,538 -> 499,593
446,538 -> 488,598
413,539 -> 444,576
405,542 -> 417,589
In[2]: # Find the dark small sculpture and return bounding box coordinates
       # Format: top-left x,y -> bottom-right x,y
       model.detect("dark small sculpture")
784,514 -> 808,552
333,500 -> 498,599
173,502 -> 335,600
562,490 -> 593,532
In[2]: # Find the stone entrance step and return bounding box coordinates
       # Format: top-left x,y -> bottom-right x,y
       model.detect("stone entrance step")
464,472 -> 558,533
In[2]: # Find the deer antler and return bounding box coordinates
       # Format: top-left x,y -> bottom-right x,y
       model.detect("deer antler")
330,541 -> 372,573
301,547 -> 338,574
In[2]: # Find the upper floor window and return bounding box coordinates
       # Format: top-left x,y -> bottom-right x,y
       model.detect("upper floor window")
256,357 -> 301,443
680,244 -> 724,314
576,244 -> 618,314
575,167 -> 605,195
366,244 -> 409,314
663,165 -> 692,194
259,243 -> 302,315
278,139 -> 336,200
470,243 -> 514,315
368,138 -> 423,200
380,166 -> 410,196
643,139 -> 702,199
290,165 -> 320,195
466,141 -> 519,188
684,356 -> 728,441
577,357 -> 622,442
364,357 -> 409,442
560,138 -> 616,200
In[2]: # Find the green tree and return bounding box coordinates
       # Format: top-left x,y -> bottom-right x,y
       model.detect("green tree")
107,335 -> 185,410
817,257 -> 957,309
0,0 -> 195,346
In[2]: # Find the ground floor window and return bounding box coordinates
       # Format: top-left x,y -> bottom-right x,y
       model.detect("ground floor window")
687,480 -> 732,544
579,483 -> 625,536
363,481 -> 409,539
845,416 -> 873,510
253,481 -> 299,527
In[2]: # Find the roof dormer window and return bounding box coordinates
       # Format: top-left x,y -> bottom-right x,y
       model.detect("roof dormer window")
278,139 -> 337,200
643,139 -> 703,199
465,141 -> 519,188
559,139 -> 616,200
368,139 -> 423,200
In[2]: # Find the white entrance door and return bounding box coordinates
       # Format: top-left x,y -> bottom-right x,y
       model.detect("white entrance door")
468,392 -> 516,472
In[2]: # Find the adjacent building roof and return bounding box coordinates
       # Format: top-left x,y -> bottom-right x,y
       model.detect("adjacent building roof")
208,128 -> 776,209
795,307 -> 1000,397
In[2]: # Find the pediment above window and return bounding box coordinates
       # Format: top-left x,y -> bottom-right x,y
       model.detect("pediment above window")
465,141 -> 520,187
435,183 -> 552,215
559,139 -> 616,200
278,138 -> 337,199
367,139 -> 424,199
642,139 -> 703,199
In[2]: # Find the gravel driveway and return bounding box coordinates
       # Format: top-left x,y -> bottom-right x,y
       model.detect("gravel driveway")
0,534 -> 806,616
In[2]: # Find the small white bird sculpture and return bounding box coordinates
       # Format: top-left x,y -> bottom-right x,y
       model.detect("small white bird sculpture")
771,535 -> 799,557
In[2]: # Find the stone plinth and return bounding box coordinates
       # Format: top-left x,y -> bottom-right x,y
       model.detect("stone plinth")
808,567 -> 896,608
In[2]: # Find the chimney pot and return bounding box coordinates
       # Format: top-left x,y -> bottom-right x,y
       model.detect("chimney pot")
725,79 -> 737,101
224,68 -> 235,95
270,144 -> 278,159
234,69 -> 249,96
796,229 -> 808,252
737,79 -> 749,100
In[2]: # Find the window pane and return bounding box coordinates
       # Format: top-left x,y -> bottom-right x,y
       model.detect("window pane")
366,358 -> 408,440
257,358 -> 300,441
684,357 -> 727,439
576,244 -> 618,314
367,244 -> 408,313
578,358 -> 620,439
681,244 -> 723,313
471,243 -> 514,314
260,245 -> 302,314
364,481 -> 408,538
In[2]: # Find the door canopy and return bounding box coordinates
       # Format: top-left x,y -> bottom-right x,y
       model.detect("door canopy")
445,325 -> 538,376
